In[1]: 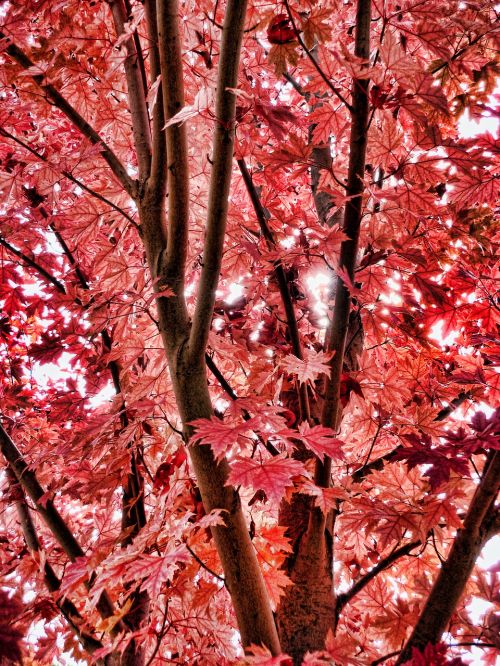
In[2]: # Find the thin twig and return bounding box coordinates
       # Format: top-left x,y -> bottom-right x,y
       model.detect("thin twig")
0,126 -> 139,229
237,158 -> 310,422
205,353 -> 280,457
282,0 -> 353,111
335,540 -> 422,617
184,542 -> 225,582
0,234 -> 66,294
0,33 -> 136,196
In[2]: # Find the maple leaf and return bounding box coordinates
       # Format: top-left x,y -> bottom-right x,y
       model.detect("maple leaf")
451,172 -> 499,209
123,547 -> 189,598
254,101 -> 298,141
59,557 -> 89,597
190,416 -> 257,460
412,272 -> 451,307
261,565 -> 292,611
280,349 -> 333,384
395,435 -> 471,490
294,422 -> 344,461
300,479 -> 347,514
412,72 -> 449,115
302,7 -> 332,48
227,454 -> 304,504
268,43 -> 298,77
402,642 -> 466,666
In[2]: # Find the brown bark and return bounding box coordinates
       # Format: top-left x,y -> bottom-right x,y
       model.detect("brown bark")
397,450 -> 500,663
139,200 -> 281,654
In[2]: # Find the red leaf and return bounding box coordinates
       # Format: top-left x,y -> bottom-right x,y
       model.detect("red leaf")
0,591 -> 24,665
227,454 -> 304,504
190,416 -> 257,460
281,349 -> 333,384
295,422 -> 344,461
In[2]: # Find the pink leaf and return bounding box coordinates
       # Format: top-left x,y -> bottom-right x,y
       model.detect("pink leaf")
280,349 -> 333,384
190,416 -> 257,460
295,422 -> 345,461
227,454 -> 304,504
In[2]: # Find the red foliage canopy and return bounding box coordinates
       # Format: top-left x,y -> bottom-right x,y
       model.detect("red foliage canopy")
0,0 -> 498,664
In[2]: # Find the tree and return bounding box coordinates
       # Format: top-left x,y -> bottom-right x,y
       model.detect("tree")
0,0 -> 498,664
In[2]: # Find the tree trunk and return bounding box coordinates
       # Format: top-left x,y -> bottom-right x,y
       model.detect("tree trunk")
276,518 -> 334,665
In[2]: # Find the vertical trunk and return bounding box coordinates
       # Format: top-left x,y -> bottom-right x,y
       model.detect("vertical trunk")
276,0 -> 371,660
276,512 -> 334,665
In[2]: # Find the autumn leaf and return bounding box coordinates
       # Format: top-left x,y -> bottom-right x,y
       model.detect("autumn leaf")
261,566 -> 292,611
123,547 -> 189,598
239,644 -> 293,665
268,43 -> 298,77
190,416 -> 257,460
0,592 -> 24,665
280,349 -> 333,384
227,454 -> 304,504
294,422 -> 344,461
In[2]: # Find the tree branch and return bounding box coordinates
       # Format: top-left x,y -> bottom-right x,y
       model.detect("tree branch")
335,540 -> 422,619
0,33 -> 136,197
107,0 -> 152,180
6,469 -> 104,657
188,0 -> 248,360
283,0 -> 352,110
0,420 -> 121,628
0,233 -> 66,294
374,643 -> 497,666
124,0 -> 149,99
47,226 -> 147,539
314,0 -> 371,500
396,450 -> 500,664
237,158 -> 310,421
205,353 -> 280,457
351,390 -> 474,485
184,542 -> 225,582
144,0 -> 167,192
0,125 -> 138,229
156,0 -> 189,289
